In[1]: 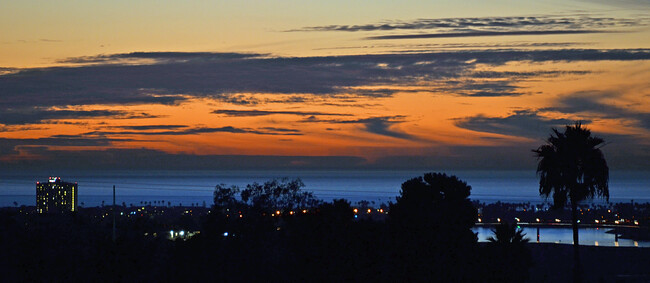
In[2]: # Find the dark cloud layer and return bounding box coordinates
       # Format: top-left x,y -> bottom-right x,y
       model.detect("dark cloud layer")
3,143 -> 647,171
0,108 -> 158,125
0,147 -> 369,170
2,49 -> 649,116
0,136 -> 131,157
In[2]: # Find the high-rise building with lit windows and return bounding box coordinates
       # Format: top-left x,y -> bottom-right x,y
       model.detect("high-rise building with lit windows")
36,177 -> 77,213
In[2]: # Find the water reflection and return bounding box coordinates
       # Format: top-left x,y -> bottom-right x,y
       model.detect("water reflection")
473,226 -> 650,247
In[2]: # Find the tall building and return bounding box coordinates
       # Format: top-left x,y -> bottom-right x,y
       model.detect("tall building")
36,177 -> 77,213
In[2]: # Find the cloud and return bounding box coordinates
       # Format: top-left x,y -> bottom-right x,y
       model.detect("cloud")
259,127 -> 301,133
0,108 -> 159,125
443,80 -> 525,97
39,39 -> 62,43
313,42 -> 589,51
0,136 -> 132,157
57,52 -> 264,65
212,109 -> 350,117
289,15 -> 640,32
543,91 -> 650,130
355,117 -> 415,140
366,30 -> 609,40
82,126 -> 302,136
108,125 -> 188,130
302,115 -> 416,140
0,68 -> 19,76
1,50 -> 648,113
453,109 -> 576,138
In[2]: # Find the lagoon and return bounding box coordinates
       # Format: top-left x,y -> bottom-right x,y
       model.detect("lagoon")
473,226 -> 650,247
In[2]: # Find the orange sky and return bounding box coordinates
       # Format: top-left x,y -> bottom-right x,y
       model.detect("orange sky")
0,1 -> 649,170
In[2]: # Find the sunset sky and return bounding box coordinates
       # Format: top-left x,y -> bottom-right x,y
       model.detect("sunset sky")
1,0 -> 649,170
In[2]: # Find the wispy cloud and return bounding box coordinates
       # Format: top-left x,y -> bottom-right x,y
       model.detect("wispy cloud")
302,115 -> 415,140
57,52 -> 263,65
212,109 -> 350,117
313,42 -> 588,51
543,91 -> 650,130
442,80 -> 525,97
81,126 -> 303,136
289,15 -> 641,32
453,109 -> 575,138
39,39 -> 63,43
366,30 -> 608,40
107,125 -> 188,130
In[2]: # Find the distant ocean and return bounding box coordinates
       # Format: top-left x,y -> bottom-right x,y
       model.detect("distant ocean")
1,170 -> 649,207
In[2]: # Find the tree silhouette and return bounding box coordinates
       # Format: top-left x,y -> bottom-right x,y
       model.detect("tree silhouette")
389,172 -> 477,232
213,184 -> 241,214
388,172 -> 478,281
533,122 -> 609,282
487,222 -> 529,245
240,178 -> 320,213
486,222 -> 532,282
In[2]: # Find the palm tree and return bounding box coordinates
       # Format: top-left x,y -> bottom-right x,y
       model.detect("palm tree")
487,222 -> 530,245
533,122 -> 609,282
487,222 -> 532,281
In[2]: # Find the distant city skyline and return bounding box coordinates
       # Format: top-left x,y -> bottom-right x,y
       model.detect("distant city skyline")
1,0 -> 649,170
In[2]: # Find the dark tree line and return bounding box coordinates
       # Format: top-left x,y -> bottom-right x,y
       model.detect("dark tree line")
1,175 -> 535,282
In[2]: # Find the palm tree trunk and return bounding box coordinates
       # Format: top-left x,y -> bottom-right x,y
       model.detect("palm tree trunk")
571,200 -> 581,283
